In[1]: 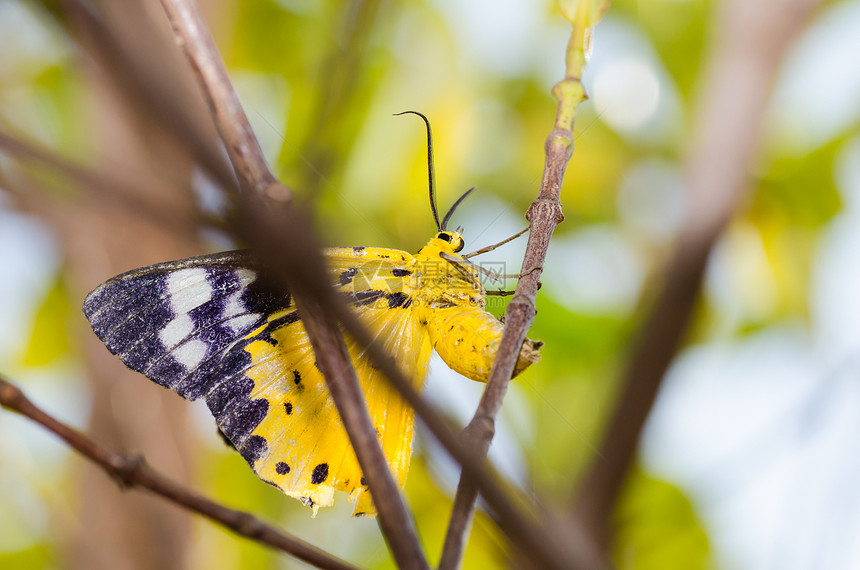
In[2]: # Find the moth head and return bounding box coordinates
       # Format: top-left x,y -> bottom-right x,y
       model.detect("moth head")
435,231 -> 465,253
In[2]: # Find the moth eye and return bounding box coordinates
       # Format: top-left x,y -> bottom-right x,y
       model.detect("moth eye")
453,238 -> 464,253
436,232 -> 452,243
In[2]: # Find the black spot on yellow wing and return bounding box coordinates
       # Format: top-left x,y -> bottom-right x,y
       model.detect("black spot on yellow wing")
241,434 -> 268,464
254,312 -> 301,347
311,463 -> 329,484
386,292 -> 411,308
292,370 -> 302,386
276,461 -> 291,475
339,268 -> 357,285
352,246 -> 365,253
392,268 -> 411,277
284,402 -> 292,415
344,289 -> 412,309
361,476 -> 367,486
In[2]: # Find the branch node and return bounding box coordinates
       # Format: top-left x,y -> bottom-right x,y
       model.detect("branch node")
463,414 -> 495,449
235,512 -> 264,538
508,292 -> 537,319
113,453 -> 147,489
264,182 -> 294,205
526,199 -> 565,225
0,380 -> 23,409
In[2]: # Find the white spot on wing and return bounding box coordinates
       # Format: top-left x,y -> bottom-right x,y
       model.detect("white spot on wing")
159,314 -> 194,349
223,269 -> 260,332
223,290 -> 260,333
223,290 -> 246,316
172,339 -> 207,369
167,268 -> 212,314
234,268 -> 256,286
229,313 -> 261,333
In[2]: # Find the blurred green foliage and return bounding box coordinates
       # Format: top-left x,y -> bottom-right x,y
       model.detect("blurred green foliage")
23,275 -> 72,367
614,467 -> 712,570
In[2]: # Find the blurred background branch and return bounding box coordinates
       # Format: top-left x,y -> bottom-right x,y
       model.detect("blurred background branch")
157,0 -> 430,566
0,375 -> 357,570
571,0 -> 828,550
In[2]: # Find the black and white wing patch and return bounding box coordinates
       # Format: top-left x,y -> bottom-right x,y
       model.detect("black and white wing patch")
83,251 -> 291,400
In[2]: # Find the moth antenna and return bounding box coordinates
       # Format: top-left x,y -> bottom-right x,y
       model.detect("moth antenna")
441,186 -> 476,231
394,111 -> 441,231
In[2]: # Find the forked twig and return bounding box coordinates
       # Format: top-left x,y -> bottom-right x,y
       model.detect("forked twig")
438,1 -> 608,566
0,376 -> 355,570
158,1 -> 595,568
157,0 -> 427,567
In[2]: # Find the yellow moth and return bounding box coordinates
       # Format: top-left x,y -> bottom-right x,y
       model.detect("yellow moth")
83,112 -> 542,515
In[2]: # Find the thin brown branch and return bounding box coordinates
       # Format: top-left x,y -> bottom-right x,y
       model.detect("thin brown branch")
330,298 -> 596,570
149,0 -> 602,567
63,0 -> 238,192
237,198 -> 588,570
0,128 -> 209,235
0,375 -> 355,570
155,1 -> 428,567
437,49 -> 601,570
571,0 -> 827,550
240,203 -> 430,568
157,0 -> 281,199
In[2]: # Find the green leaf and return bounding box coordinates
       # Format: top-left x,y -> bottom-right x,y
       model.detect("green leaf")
0,544 -> 52,570
613,467 -> 713,570
22,275 -> 71,367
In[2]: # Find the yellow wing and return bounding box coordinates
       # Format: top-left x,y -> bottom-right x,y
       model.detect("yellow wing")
209,247 -> 430,515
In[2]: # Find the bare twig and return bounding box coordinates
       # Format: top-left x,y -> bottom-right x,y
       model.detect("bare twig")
330,299 -> 597,570
438,4 -> 606,567
63,0 -> 238,192
0,128 -> 208,234
230,192 -> 588,569
82,0 -> 606,566
571,0 -> 827,550
0,376 -> 355,570
157,0 -> 281,199
155,0 -> 593,561
156,1 -> 428,567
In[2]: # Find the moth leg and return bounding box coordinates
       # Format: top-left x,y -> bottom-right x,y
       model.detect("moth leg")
462,226 -> 530,259
517,265 -> 543,278
486,278 -> 542,296
441,252 -> 543,283
440,252 -> 509,281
